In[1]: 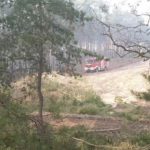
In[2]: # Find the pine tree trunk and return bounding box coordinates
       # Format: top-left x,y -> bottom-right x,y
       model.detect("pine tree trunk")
37,48 -> 44,135
37,1 -> 45,136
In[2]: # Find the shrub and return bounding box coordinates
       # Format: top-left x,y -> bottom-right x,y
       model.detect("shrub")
53,126 -> 86,150
117,112 -> 138,121
131,74 -> 150,102
132,132 -> 150,146
47,90 -> 108,116
78,104 -> 99,115
82,92 -> 105,108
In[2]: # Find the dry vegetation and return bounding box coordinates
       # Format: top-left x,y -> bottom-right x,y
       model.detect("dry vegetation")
12,72 -> 111,116
11,63 -> 150,149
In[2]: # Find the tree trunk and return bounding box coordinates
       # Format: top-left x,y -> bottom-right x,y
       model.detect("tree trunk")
36,2 -> 45,136
37,48 -> 44,135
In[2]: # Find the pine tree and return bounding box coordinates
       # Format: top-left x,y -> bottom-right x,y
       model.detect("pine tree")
0,0 -> 86,137
132,74 -> 150,101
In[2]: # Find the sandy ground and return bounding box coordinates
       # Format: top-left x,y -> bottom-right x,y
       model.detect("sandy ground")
31,113 -> 149,133
85,61 -> 150,106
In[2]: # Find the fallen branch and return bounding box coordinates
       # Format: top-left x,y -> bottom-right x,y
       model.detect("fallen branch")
87,128 -> 120,133
62,113 -> 121,121
72,137 -> 119,149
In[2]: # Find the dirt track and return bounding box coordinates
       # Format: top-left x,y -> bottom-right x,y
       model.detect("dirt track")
45,114 -> 122,130
41,113 -> 150,134
85,61 -> 150,106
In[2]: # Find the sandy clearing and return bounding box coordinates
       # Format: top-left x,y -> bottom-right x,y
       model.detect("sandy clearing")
85,61 -> 150,106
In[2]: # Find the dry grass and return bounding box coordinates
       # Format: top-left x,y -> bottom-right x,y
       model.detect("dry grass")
12,72 -> 109,115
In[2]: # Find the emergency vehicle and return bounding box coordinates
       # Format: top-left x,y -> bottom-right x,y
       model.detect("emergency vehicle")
84,57 -> 109,73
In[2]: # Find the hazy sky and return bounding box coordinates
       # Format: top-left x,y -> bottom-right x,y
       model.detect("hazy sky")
75,0 -> 150,13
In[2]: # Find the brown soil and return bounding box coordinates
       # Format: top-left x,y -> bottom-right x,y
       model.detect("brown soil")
36,113 -> 150,134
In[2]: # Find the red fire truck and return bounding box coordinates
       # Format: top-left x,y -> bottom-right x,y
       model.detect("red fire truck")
84,57 -> 109,73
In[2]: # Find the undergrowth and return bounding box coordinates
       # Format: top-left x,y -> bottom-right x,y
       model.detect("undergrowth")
16,75 -> 112,116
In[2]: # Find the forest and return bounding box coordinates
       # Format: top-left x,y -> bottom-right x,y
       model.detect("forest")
0,0 -> 150,150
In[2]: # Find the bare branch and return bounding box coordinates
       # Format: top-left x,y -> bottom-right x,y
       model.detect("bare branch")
90,8 -> 150,60
72,137 -> 119,149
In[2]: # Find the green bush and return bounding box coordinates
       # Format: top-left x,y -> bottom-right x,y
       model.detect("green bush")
52,126 -> 87,150
117,112 -> 138,121
132,74 -> 150,101
81,92 -> 105,108
0,87 -> 53,150
132,132 -> 150,146
78,104 -> 99,115
47,90 -> 109,116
